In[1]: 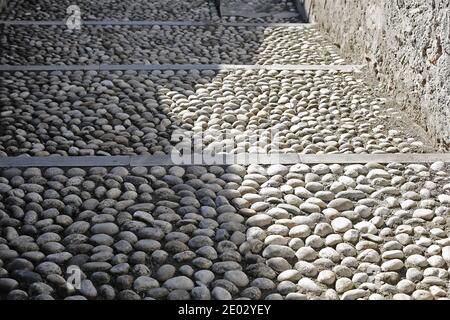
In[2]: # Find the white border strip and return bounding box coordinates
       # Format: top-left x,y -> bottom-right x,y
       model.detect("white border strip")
0,64 -> 363,72
0,154 -> 449,168
299,154 -> 450,164
0,20 -> 315,27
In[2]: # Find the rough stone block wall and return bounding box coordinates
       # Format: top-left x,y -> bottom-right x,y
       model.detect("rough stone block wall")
303,0 -> 450,150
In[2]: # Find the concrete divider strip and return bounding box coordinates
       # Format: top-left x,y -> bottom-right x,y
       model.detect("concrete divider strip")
0,64 -> 364,72
0,153 -> 449,168
0,20 -> 315,27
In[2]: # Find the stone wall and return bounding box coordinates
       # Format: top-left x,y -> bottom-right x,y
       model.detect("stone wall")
301,0 -> 450,150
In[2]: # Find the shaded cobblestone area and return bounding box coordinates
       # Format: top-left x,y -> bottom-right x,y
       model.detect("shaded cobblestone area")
0,70 -> 430,157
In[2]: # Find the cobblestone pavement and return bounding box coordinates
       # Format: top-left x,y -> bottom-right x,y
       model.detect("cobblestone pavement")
0,25 -> 341,66
0,0 -> 449,301
0,70 -> 430,157
1,163 -> 450,300
0,0 -> 302,22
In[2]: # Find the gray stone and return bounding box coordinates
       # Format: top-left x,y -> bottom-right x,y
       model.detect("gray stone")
133,276 -> 159,293
163,276 -> 194,291
212,287 -> 232,300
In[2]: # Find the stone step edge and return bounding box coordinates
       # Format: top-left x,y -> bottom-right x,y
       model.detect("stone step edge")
0,153 -> 449,168
0,64 -> 364,72
0,20 -> 315,27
